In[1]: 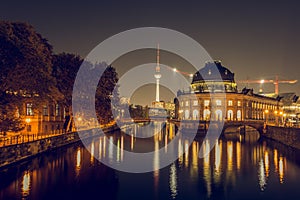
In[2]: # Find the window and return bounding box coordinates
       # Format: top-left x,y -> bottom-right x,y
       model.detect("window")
185,101 -> 189,106
203,109 -> 210,120
228,110 -> 234,120
43,105 -> 48,116
216,100 -> 222,106
184,110 -> 190,119
228,100 -> 233,106
55,104 -> 60,116
204,100 -> 210,107
181,101 -> 184,107
237,110 -> 241,121
193,100 -> 198,106
26,103 -> 34,116
237,101 -> 241,107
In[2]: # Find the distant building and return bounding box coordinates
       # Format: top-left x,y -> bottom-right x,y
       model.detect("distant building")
176,61 -> 283,123
150,101 -> 175,118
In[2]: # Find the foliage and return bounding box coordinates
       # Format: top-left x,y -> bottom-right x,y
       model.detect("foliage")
52,53 -> 83,107
0,92 -> 24,135
0,21 -> 61,133
95,64 -> 120,124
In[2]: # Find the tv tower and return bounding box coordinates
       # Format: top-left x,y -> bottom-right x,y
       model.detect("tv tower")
154,44 -> 161,102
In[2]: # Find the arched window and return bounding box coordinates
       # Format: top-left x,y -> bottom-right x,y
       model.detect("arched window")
203,109 -> 210,120
227,110 -> 233,120
193,110 -> 199,120
185,110 -> 190,120
215,109 -> 222,121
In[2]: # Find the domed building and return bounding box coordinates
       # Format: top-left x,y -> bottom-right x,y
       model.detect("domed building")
176,61 -> 283,123
191,61 -> 237,93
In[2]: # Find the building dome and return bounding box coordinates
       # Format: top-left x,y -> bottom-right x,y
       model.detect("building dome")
191,61 -> 237,93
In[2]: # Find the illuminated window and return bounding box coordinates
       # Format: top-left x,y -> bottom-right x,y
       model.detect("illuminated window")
55,104 -> 60,116
43,105 -> 48,116
26,103 -> 34,116
204,100 -> 210,107
193,100 -> 198,106
216,100 -> 222,106
203,109 -> 210,120
228,100 -> 233,106
237,101 -> 241,107
237,110 -> 241,121
185,101 -> 189,106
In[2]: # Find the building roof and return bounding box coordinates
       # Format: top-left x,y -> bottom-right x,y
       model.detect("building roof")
192,61 -> 235,83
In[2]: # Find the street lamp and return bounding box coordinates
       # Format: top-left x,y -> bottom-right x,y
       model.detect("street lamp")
25,118 -> 31,134
264,110 -> 269,124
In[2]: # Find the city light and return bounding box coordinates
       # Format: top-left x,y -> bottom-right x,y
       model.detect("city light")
25,118 -> 31,123
260,79 -> 265,84
173,68 -> 177,72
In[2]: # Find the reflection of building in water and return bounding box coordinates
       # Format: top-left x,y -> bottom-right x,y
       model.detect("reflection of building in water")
22,171 -> 31,197
169,163 -> 178,199
176,61 -> 283,122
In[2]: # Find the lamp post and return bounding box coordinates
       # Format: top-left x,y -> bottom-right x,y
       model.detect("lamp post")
25,118 -> 31,134
264,110 -> 269,125
279,111 -> 283,126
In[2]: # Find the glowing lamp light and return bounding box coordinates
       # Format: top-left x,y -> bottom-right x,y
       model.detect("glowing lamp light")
189,74 -> 193,78
77,117 -> 82,122
279,111 -> 283,115
260,79 -> 265,84
173,68 -> 177,72
25,118 -> 31,123
264,110 -> 269,114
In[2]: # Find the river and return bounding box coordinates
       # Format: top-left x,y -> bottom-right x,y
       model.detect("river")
1,122 -> 300,200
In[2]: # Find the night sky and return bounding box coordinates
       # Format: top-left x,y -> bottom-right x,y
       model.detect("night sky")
1,1 -> 300,105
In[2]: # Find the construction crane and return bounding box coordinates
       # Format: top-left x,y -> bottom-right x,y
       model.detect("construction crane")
237,75 -> 297,95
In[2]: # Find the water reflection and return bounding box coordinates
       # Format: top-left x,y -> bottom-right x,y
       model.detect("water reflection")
258,159 -> 267,191
21,171 -> 31,197
76,148 -> 81,176
0,122 -> 298,200
169,163 -> 177,199
279,157 -> 284,184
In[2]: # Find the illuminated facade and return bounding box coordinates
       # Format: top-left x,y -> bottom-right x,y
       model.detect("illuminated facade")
21,102 -> 66,135
176,61 -> 283,123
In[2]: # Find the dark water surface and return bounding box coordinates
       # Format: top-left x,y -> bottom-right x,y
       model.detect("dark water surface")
1,123 -> 300,200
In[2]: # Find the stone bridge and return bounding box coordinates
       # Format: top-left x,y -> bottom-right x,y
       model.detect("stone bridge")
169,119 -> 266,134
223,120 -> 266,134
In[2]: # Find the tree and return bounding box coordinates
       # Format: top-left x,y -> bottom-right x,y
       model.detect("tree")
52,53 -> 83,108
0,21 -> 62,133
0,92 -> 24,135
95,64 -> 119,124
0,21 -> 61,102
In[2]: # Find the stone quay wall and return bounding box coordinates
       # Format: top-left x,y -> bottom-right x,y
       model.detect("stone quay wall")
0,125 -> 120,169
263,126 -> 300,149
